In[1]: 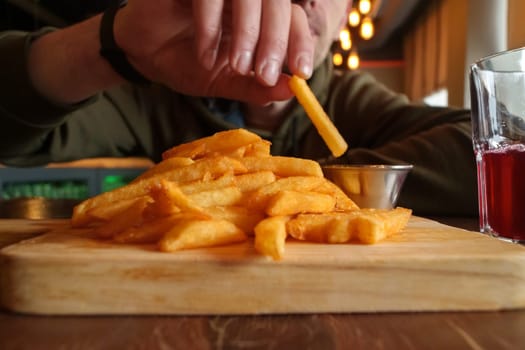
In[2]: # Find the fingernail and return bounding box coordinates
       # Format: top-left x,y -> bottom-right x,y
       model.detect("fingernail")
259,59 -> 280,86
233,51 -> 253,75
201,48 -> 218,70
297,54 -> 313,79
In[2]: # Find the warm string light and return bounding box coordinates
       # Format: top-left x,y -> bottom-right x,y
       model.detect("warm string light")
339,29 -> 352,50
360,17 -> 374,40
333,52 -> 343,67
348,8 -> 360,27
333,0 -> 377,70
358,0 -> 372,16
347,51 -> 360,70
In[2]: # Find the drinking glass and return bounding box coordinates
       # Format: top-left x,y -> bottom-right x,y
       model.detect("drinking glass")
470,47 -> 525,243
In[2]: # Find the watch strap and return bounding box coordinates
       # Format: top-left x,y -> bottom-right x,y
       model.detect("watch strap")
99,0 -> 150,85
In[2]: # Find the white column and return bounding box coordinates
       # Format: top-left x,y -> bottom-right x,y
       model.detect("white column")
464,0 -> 508,107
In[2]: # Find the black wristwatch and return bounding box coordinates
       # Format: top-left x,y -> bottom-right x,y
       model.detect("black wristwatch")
99,0 -> 150,84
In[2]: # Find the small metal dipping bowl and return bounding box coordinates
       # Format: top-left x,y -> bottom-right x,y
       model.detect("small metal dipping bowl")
322,164 -> 413,209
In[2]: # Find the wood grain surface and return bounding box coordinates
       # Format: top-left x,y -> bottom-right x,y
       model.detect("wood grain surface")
1,217 -> 524,315
0,219 -> 70,248
1,311 -> 524,350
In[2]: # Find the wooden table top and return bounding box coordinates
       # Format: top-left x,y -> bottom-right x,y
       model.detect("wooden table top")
1,216 -> 524,349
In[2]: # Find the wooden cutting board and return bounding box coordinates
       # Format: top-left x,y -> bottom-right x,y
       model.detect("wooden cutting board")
0,219 -> 70,248
1,217 -> 524,315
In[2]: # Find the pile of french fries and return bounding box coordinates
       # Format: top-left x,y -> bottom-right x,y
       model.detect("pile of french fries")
72,129 -> 411,260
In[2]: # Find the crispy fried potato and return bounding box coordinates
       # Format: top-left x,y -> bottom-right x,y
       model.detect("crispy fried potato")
113,212 -> 209,244
162,129 -> 262,160
86,196 -> 150,223
72,156 -> 246,227
287,207 -> 412,244
147,179 -> 206,217
289,75 -> 348,157
353,207 -> 412,244
234,171 -> 276,193
188,186 -> 243,207
133,157 -> 194,182
206,139 -> 272,159
169,156 -> 247,183
159,219 -> 247,252
265,190 -> 336,216
206,206 -> 265,234
74,129 -> 412,260
254,216 -> 290,260
179,172 -> 236,194
239,156 -> 323,177
245,176 -> 327,210
315,179 -> 359,211
287,212 -> 354,243
93,196 -> 153,238
243,140 -> 271,157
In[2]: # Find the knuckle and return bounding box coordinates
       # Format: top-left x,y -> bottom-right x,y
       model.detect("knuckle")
270,37 -> 288,54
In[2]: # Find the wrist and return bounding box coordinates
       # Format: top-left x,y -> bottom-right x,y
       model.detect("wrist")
27,15 -> 125,104
99,0 -> 150,85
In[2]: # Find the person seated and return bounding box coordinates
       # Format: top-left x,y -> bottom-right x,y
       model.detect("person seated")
0,0 -> 477,216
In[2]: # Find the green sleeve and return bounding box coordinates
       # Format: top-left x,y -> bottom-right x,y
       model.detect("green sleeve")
0,31 -> 164,166
0,30 -> 225,167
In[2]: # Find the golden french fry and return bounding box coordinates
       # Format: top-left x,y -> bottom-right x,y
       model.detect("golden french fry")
265,190 -> 336,216
167,156 -> 247,183
287,208 -> 412,244
206,206 -> 265,234
113,212 -> 209,244
245,176 -> 327,210
234,171 -> 276,193
159,219 -> 247,252
86,196 -> 150,222
254,216 -> 290,260
162,129 -> 262,160
353,207 -> 412,244
239,156 -> 323,177
180,172 -> 235,194
133,157 -> 194,182
206,139 -> 271,159
289,75 -> 348,157
326,219 -> 354,243
72,156 -> 246,227
188,186 -> 243,207
315,178 -> 359,211
243,140 -> 271,157
148,179 -> 206,216
287,212 -> 353,243
93,196 -> 152,238
73,129 -> 412,259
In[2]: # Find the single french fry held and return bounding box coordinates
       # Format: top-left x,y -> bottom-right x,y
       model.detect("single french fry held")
289,75 -> 348,157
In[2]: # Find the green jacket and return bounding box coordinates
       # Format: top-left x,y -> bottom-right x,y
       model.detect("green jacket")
0,30 -> 478,216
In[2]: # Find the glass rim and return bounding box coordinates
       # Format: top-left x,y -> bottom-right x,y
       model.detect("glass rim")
471,46 -> 525,73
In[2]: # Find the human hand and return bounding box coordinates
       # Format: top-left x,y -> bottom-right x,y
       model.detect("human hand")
113,0 -> 314,104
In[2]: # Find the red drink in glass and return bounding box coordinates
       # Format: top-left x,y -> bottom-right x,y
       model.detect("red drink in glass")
478,144 -> 525,242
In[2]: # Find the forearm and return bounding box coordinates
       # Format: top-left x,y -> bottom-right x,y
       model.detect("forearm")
28,14 -> 124,104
